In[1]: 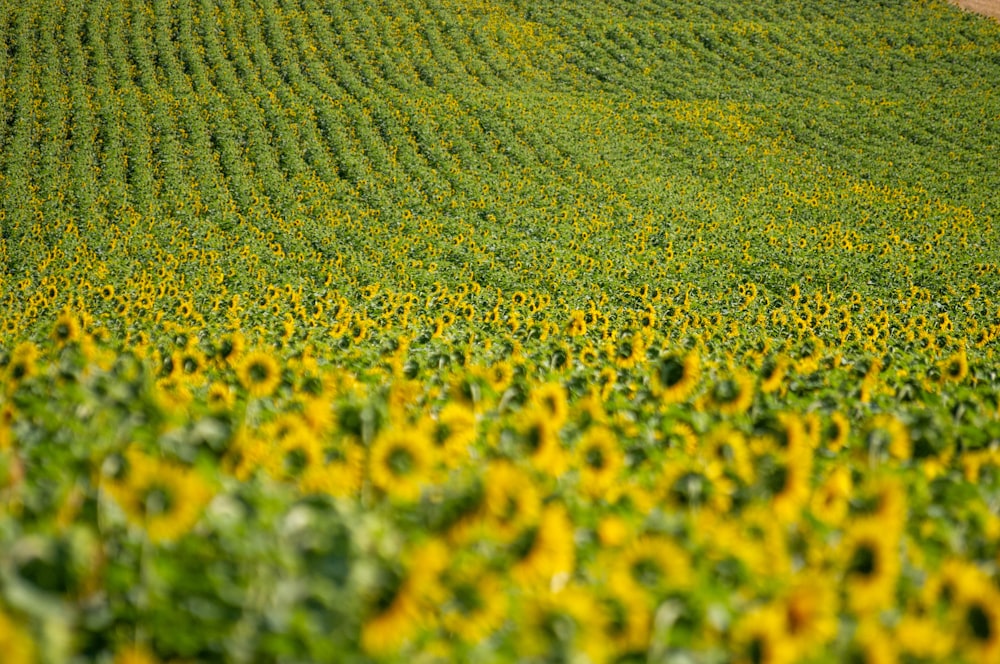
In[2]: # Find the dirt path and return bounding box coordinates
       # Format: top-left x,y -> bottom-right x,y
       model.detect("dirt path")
949,0 -> 1000,20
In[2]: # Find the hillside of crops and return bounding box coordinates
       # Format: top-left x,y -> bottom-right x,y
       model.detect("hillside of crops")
2,0 -> 1000,661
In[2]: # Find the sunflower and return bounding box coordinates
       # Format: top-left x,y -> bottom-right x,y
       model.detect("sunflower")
575,426 -> 624,500
369,426 -> 435,502
702,370 -> 754,416
759,449 -> 811,523
511,504 -> 575,587
578,344 -> 599,367
566,310 -> 588,337
519,407 -> 568,477
432,402 -> 477,468
177,348 -> 207,386
606,535 -> 692,601
729,604 -> 795,664
662,420 -> 698,455
938,347 -> 969,384
824,412 -> 851,452
652,350 -> 701,404
360,571 -> 423,656
528,381 -> 569,428
780,577 -> 838,658
700,424 -> 753,484
153,376 -> 193,416
841,518 -> 899,615
439,564 -> 508,644
895,612 -> 953,660
954,584 -> 1000,664
516,586 -> 608,663
263,425 -> 324,483
597,584 -> 651,655
50,310 -> 82,346
237,350 -> 282,398
223,429 -> 270,481
853,474 -> 907,536
215,330 -> 245,368
478,461 -> 541,541
5,342 -> 39,391
847,620 -> 897,664
206,382 -> 235,412
485,360 -> 514,392
810,466 -> 852,527
759,354 -> 789,394
299,443 -> 365,498
608,331 -> 646,370
102,448 -> 214,543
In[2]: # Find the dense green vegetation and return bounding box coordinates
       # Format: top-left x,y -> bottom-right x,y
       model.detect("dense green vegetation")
1,0 -> 999,661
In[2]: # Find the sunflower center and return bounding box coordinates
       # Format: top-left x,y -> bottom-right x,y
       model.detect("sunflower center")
525,425 -> 547,452
764,464 -> 789,495
848,543 -> 877,578
786,598 -> 810,635
601,597 -> 629,637
452,582 -> 484,615
968,603 -> 993,642
748,636 -> 768,664
658,357 -> 685,387
284,448 -> 309,475
10,361 -> 28,380
248,361 -> 271,383
143,484 -> 174,517
585,446 -> 606,470
713,379 -> 740,404
499,494 -> 522,522
631,557 -> 662,588
387,446 -> 414,476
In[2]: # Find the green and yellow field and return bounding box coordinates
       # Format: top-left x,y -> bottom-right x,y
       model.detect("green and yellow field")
1,0 -> 1000,661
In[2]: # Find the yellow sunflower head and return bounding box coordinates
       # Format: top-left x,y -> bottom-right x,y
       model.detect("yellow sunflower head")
369,427 -> 435,502
237,350 -> 282,398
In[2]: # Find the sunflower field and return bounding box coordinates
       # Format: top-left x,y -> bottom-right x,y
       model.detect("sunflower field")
1,0 -> 1000,661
